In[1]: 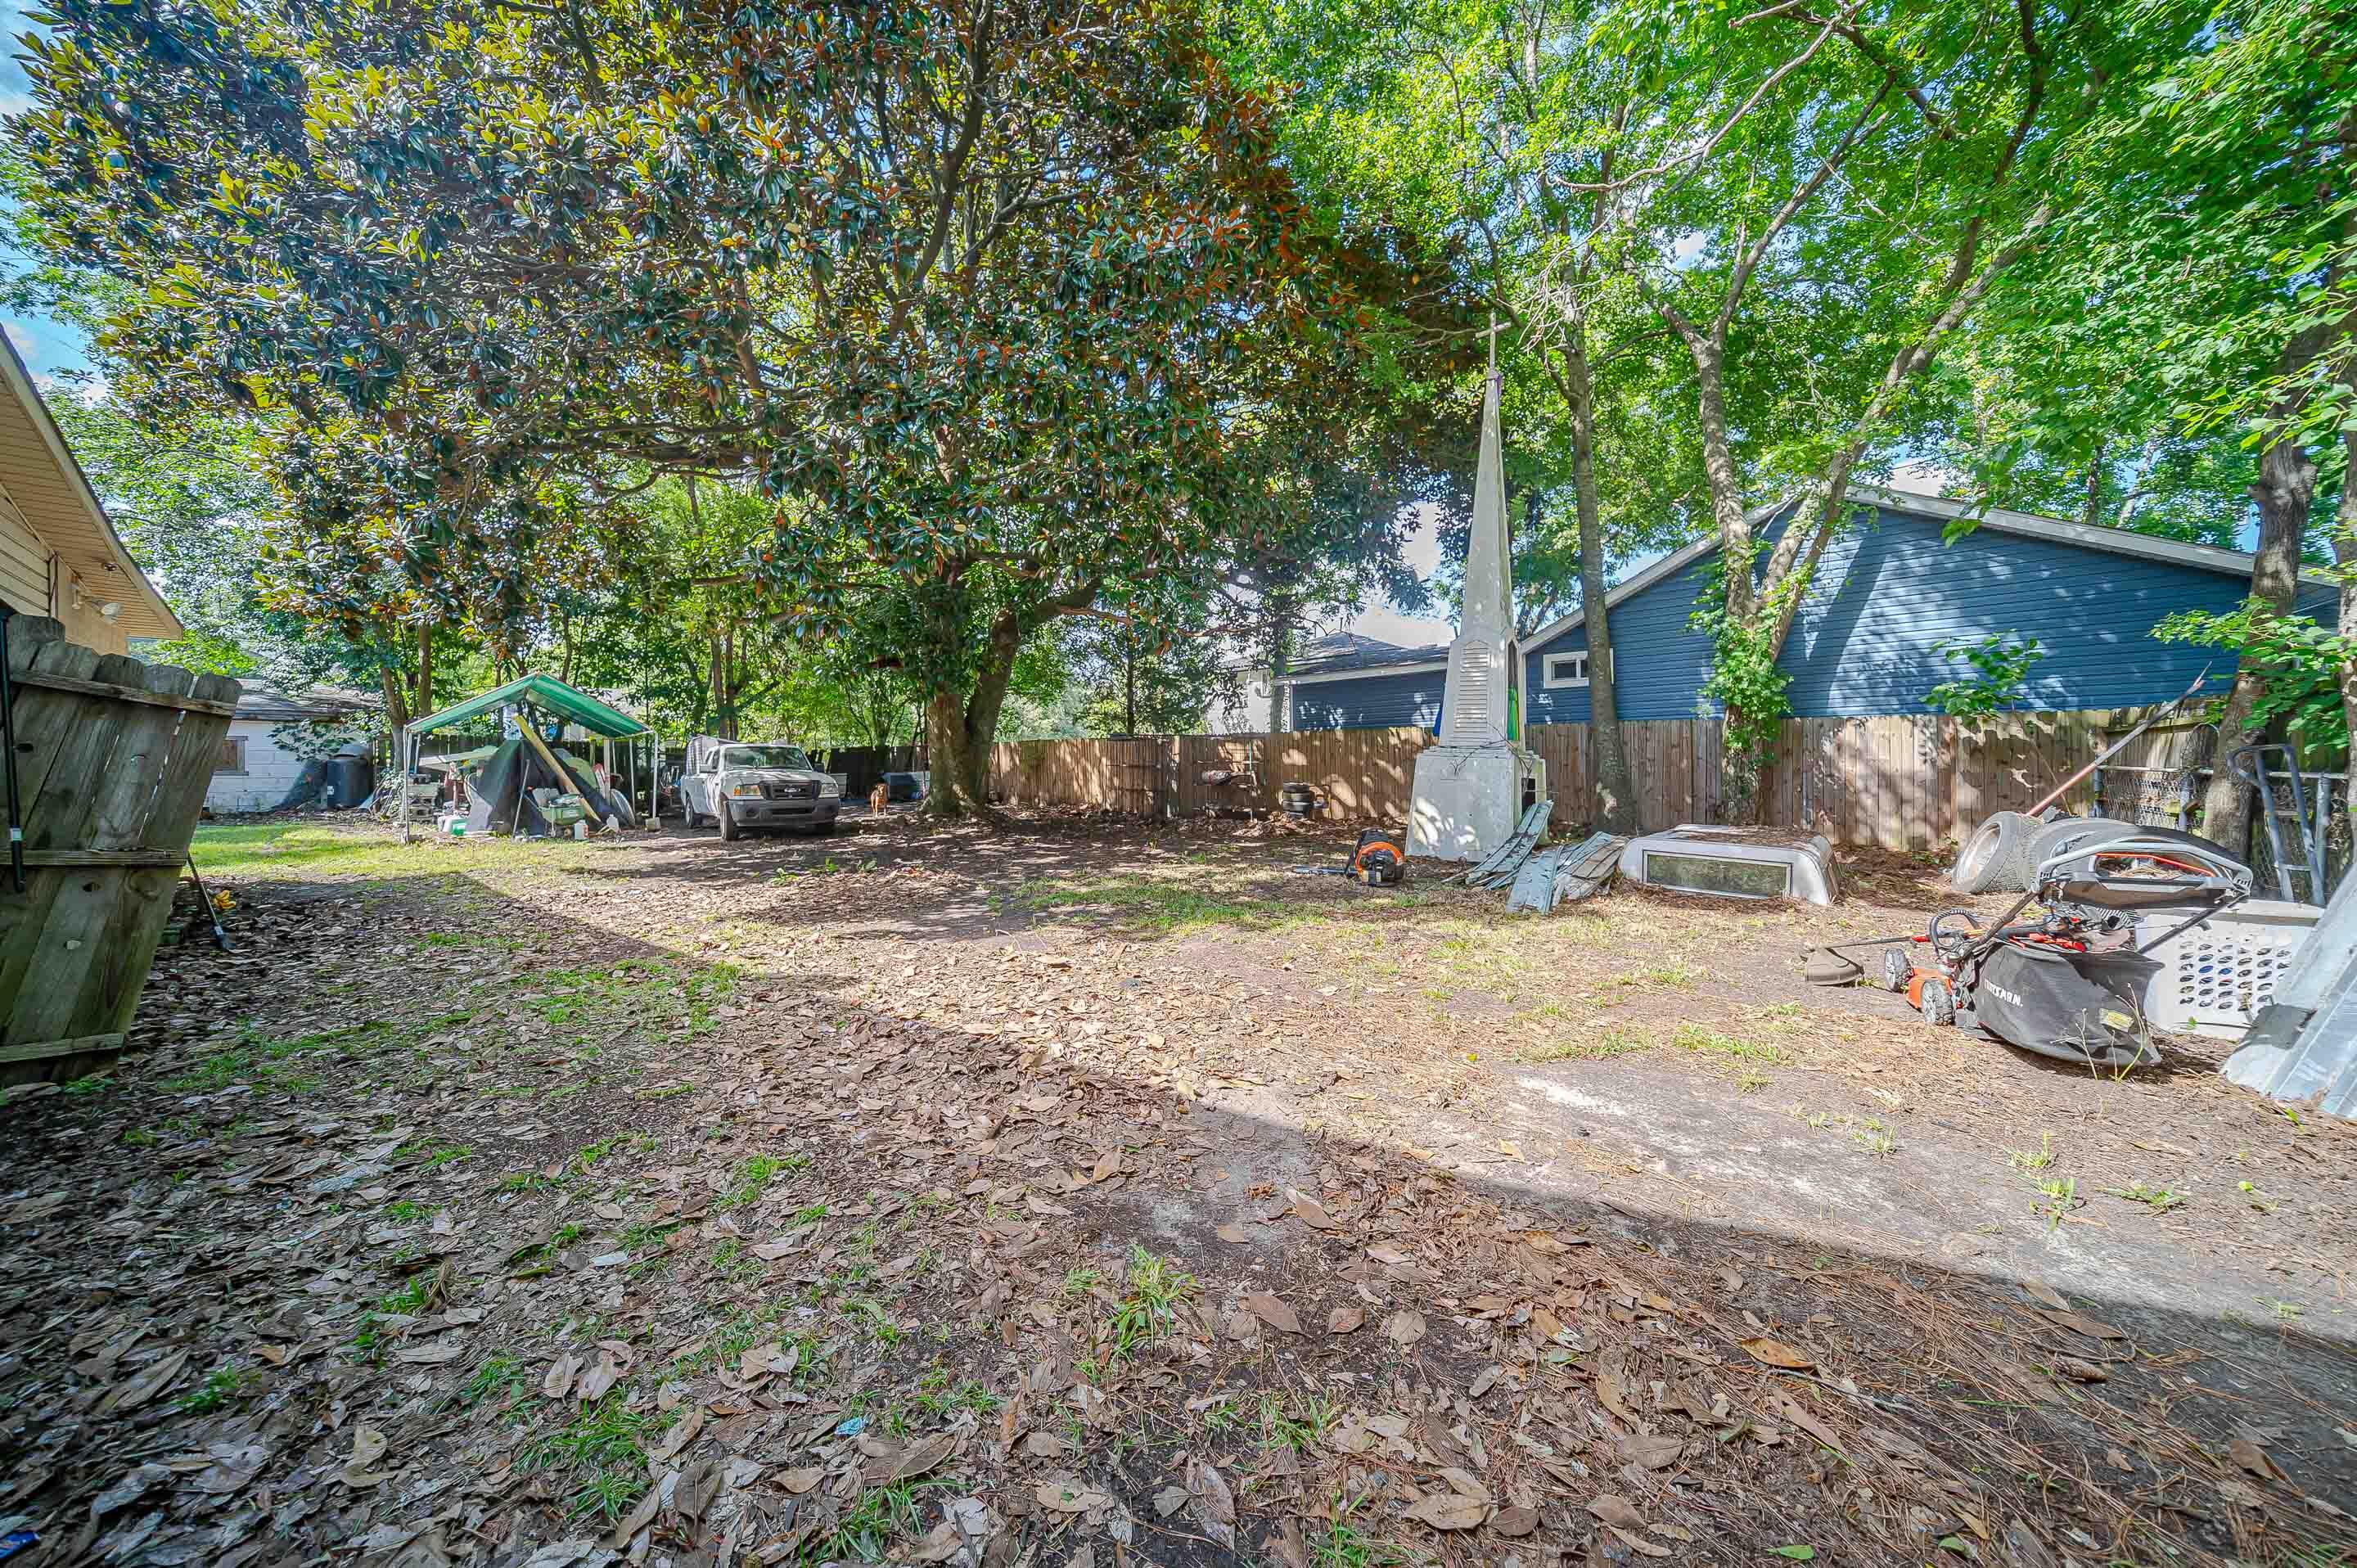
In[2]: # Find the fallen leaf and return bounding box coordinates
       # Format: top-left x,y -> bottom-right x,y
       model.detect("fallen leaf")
1327,1307 -> 1365,1336
192,1442 -> 272,1494
1588,1495 -> 1649,1531
2229,1437 -> 2287,1483
2035,1308 -> 2126,1341
1400,1493 -> 1487,1530
1366,1244 -> 1411,1266
1187,1458 -> 1236,1549
1243,1293 -> 1303,1335
1771,1548 -> 1817,1561
1384,1309 -> 1426,1346
1621,1433 -> 1683,1470
2024,1280 -> 2068,1311
777,1467 -> 823,1495
1034,1476 -> 1115,1515
102,1349 -> 190,1414
1436,1467 -> 1489,1503
2054,1357 -> 2109,1383
1215,1222 -> 1251,1244
868,1432 -> 957,1485
395,1339 -> 465,1366
650,1406 -> 704,1462
1492,1505 -> 1539,1537
1738,1337 -> 1814,1370
1468,1365 -> 1499,1398
1152,1485 -> 1189,1519
1291,1192 -> 1338,1231
611,1476 -> 665,1546
542,1354 -> 581,1400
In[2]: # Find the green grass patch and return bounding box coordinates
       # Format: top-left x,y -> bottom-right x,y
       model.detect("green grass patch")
1005,873 -> 1319,935
1670,1024 -> 1787,1064
518,1394 -> 673,1522
1522,1025 -> 1649,1063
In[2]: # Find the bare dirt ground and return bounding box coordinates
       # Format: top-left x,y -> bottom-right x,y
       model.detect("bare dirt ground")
3,809 -> 2353,1568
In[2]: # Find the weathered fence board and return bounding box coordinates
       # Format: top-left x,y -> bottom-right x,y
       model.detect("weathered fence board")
0,619 -> 239,1088
981,706 -> 2299,858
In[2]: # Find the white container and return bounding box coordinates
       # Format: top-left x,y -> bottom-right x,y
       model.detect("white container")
2138,899 -> 2322,1037
1616,825 -> 1840,905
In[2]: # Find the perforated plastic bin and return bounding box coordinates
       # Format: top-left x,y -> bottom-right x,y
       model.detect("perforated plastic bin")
2137,899 -> 2322,1038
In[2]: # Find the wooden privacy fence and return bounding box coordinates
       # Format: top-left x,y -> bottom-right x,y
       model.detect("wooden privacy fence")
0,619 -> 241,1088
986,706 -> 2223,850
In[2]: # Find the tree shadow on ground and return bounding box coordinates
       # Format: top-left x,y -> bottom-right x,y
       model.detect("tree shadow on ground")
25,838 -> 2343,1567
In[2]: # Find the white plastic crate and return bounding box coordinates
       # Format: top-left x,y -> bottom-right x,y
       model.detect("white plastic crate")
2138,899 -> 2321,1037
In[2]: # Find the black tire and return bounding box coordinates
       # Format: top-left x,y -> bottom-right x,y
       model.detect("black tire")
1953,810 -> 2037,893
718,802 -> 741,842
1881,948 -> 1912,994
1920,975 -> 1956,1027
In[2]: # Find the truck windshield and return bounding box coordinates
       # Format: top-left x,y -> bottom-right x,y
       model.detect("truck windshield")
719,746 -> 811,772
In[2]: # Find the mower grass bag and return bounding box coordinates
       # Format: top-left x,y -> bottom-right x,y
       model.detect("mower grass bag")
1956,941 -> 2157,1070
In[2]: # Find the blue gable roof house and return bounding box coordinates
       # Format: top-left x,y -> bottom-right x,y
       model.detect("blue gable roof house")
1275,485 -> 2340,733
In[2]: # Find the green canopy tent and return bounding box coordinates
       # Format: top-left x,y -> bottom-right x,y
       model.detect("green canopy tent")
399,675 -> 657,841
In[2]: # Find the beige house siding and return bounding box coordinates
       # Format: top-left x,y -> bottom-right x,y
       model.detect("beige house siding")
0,483 -> 52,618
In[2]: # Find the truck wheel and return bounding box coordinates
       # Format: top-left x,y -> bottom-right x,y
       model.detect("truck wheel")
719,802 -> 741,841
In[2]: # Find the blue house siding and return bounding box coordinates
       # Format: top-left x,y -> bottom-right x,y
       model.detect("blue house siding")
1516,506 -> 2335,722
1290,502 -> 2337,732
1291,669 -> 1445,731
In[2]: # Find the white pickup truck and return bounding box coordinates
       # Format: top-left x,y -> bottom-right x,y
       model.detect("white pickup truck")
679,737 -> 844,840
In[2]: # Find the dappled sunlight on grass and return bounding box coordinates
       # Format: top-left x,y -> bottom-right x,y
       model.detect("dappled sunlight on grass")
1000,872 -> 1328,935
193,821 -> 611,881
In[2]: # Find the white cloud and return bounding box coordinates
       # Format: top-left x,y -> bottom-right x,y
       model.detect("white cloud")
2,322 -> 33,355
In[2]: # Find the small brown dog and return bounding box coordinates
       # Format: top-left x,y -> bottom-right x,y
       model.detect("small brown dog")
868,782 -> 890,816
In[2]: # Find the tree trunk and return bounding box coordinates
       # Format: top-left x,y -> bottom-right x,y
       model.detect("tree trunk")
922,618 -> 1023,821
377,664 -> 410,746
1556,329 -> 1634,832
1689,344 -> 1752,624
411,624 -> 434,723
2198,435 -> 2313,855
2338,427 -> 2357,770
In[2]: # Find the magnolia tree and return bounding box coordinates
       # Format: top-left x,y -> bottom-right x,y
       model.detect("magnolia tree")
16,0 -> 1439,815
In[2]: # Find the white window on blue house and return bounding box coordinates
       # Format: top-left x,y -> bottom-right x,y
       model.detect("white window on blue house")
1543,651 -> 1593,689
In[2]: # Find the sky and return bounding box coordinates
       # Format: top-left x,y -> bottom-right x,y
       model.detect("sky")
0,0 -> 90,382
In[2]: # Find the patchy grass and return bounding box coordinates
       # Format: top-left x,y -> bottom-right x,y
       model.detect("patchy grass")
1670,1024 -> 1787,1064
719,1151 -> 810,1210
807,1477 -> 960,1563
1107,1245 -> 1197,1360
193,821 -> 611,882
177,1363 -> 255,1414
2110,1179 -> 2187,1214
2005,1134 -> 2057,1174
517,1395 -> 672,1522
1005,872 -> 1329,935
1522,1024 -> 1649,1063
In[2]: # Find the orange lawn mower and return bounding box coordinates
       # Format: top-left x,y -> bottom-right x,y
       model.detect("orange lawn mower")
1289,827 -> 1409,887
1808,832 -> 2253,1070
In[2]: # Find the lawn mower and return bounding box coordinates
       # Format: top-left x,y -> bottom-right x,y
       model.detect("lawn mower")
1809,833 -> 2253,1070
1289,827 -> 1408,887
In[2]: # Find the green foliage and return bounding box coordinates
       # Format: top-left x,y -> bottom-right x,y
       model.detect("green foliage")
1690,548 -> 1795,759
2155,602 -> 2353,764
178,1363 -> 255,1414
11,0 -> 1444,811
270,712 -> 380,763
1926,635 -> 2047,719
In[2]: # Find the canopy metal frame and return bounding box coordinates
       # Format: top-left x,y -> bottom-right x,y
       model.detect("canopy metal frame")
397,676 -> 658,844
